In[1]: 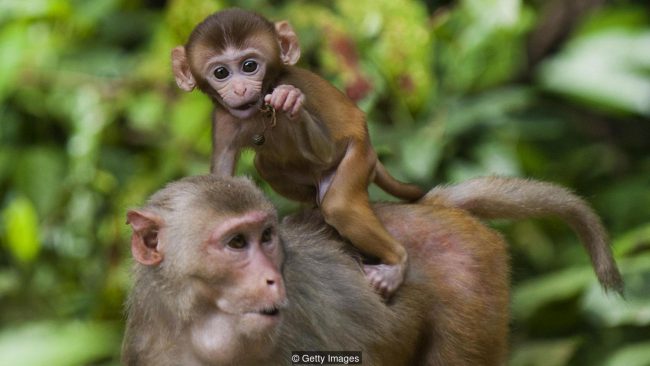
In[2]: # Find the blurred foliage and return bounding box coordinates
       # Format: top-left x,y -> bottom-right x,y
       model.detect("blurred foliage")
0,0 -> 649,364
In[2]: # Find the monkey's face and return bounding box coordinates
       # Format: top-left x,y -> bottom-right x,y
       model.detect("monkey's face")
185,209 -> 286,364
172,15 -> 301,122
198,46 -> 269,119
197,210 -> 287,328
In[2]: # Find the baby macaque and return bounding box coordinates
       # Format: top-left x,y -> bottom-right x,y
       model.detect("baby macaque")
171,8 -> 424,297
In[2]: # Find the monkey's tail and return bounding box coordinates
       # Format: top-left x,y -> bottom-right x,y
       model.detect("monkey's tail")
422,176 -> 624,295
374,162 -> 424,202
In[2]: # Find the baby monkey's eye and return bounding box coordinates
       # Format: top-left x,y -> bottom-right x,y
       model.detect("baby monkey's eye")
214,66 -> 230,80
242,60 -> 258,73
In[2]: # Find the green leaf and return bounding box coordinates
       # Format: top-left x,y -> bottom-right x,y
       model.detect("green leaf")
0,321 -> 121,366
434,0 -> 533,92
2,195 -> 41,265
166,0 -> 226,42
170,92 -> 212,144
367,0 -> 433,107
0,0 -> 67,21
604,342 -> 650,366
444,87 -> 533,137
14,147 -> 66,217
613,223 -> 650,257
400,124 -> 443,180
582,255 -> 650,327
538,30 -> 650,116
510,338 -> 581,366
127,92 -> 167,131
0,23 -> 26,101
0,269 -> 20,297
512,267 -> 594,320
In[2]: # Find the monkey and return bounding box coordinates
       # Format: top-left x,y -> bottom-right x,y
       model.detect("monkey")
171,8 -> 424,297
124,176 -> 286,366
122,175 -> 623,365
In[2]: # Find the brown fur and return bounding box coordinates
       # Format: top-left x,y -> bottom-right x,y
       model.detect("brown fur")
123,175 -> 621,365
423,176 -> 623,293
123,175 -> 509,365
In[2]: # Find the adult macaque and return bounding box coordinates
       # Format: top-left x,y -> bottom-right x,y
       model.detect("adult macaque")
171,8 -> 423,297
122,175 -> 622,365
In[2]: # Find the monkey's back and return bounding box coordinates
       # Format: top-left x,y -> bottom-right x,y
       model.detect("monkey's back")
277,201 -> 510,366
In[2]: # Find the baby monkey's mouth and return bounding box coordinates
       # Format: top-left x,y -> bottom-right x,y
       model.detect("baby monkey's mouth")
233,102 -> 258,110
227,98 -> 264,119
232,98 -> 262,111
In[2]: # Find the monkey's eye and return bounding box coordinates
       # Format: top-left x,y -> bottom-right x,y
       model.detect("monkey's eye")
242,60 -> 258,73
261,227 -> 274,243
213,66 -> 230,80
226,234 -> 247,249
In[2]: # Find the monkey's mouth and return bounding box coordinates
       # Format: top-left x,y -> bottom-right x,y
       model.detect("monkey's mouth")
257,305 -> 281,317
229,98 -> 263,118
232,100 -> 260,111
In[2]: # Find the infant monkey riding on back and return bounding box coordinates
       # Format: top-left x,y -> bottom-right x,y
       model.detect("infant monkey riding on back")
172,8 -> 424,297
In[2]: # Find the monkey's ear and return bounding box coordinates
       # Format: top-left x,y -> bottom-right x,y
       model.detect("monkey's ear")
275,21 -> 301,65
126,209 -> 164,266
171,46 -> 197,92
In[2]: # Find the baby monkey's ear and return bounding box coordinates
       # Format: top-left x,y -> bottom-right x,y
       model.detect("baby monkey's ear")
275,21 -> 301,65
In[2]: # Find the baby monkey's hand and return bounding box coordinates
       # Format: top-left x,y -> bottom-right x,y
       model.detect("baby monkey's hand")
264,84 -> 304,119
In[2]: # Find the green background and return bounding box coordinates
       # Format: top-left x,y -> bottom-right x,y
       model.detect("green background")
1,0 -> 649,365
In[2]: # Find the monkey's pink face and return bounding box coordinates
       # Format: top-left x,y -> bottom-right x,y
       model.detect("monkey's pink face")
204,210 -> 287,326
202,47 -> 268,119
186,210 -> 286,363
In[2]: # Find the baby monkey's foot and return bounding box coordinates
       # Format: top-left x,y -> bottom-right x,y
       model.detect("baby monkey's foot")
363,262 -> 406,299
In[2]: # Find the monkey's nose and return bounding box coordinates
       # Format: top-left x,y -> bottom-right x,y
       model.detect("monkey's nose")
265,277 -> 286,302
